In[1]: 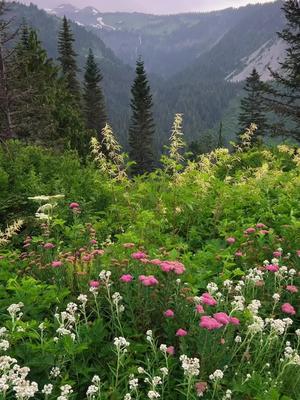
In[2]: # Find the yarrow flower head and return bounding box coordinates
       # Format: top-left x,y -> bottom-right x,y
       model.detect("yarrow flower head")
180,354 -> 200,377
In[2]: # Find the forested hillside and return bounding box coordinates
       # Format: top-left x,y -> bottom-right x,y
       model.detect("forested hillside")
5,1 -> 286,149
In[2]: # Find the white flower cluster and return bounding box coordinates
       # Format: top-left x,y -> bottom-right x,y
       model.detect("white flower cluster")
148,390 -> 160,399
231,295 -> 245,311
0,327 -> 9,352
0,356 -> 38,399
99,270 -> 112,284
179,355 -> 200,377
209,369 -> 224,382
86,375 -> 101,398
77,294 -> 88,306
129,376 -> 139,390
146,330 -> 153,343
50,366 -> 61,378
112,292 -> 125,313
283,342 -> 300,365
265,318 -> 293,335
248,316 -> 265,334
57,384 -> 73,400
207,282 -> 218,294
42,383 -> 53,395
234,280 -> 245,293
7,303 -> 24,320
223,280 -> 233,290
114,337 -> 130,353
55,303 -> 78,341
247,299 -> 261,315
222,389 -> 232,400
245,268 -> 264,284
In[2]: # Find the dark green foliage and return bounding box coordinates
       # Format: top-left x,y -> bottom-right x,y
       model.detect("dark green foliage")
83,48 -> 107,138
263,0 -> 300,140
57,16 -> 81,103
238,68 -> 268,142
129,58 -> 155,175
13,27 -> 58,141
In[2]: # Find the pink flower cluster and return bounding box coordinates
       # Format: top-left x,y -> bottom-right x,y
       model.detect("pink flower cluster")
265,264 -> 279,272
120,274 -> 133,283
200,313 -> 240,330
159,261 -> 185,275
131,251 -> 147,260
200,293 -> 217,306
139,275 -> 159,286
281,303 -> 296,315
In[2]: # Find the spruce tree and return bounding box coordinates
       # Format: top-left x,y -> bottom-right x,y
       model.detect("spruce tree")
263,0 -> 300,140
129,58 -> 155,175
238,68 -> 267,143
83,48 -> 107,137
57,16 -> 81,102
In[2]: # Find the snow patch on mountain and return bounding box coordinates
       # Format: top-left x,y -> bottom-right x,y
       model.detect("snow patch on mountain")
227,39 -> 286,82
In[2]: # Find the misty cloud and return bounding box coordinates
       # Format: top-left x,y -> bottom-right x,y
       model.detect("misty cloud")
21,0 -> 275,14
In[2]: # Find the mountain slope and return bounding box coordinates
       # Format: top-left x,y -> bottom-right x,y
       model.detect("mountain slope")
7,1 -> 134,144
51,1 -> 285,80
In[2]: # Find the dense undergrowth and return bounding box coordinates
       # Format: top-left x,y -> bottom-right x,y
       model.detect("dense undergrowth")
0,141 -> 300,399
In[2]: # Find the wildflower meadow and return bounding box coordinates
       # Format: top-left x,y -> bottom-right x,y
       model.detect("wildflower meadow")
0,140 -> 300,400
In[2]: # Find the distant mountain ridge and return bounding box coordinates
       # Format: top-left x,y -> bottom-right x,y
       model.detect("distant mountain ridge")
49,1 -> 285,80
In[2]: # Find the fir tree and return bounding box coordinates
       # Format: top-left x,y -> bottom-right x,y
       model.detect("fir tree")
57,16 -> 81,102
128,58 -> 155,175
238,68 -> 267,143
83,48 -> 107,137
0,0 -> 19,139
13,28 -> 58,141
263,0 -> 300,140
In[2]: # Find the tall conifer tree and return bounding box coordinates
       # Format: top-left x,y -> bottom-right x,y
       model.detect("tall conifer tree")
263,0 -> 300,140
129,58 -> 155,175
83,48 -> 107,137
57,16 -> 80,102
238,68 -> 267,143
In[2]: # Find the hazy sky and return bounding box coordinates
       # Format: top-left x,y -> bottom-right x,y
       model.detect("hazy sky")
21,0 -> 276,14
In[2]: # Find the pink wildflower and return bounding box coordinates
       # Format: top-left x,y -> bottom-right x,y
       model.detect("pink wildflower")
259,230 -> 269,235
176,328 -> 187,337
69,202 -> 80,209
132,251 -> 148,260
229,317 -> 240,325
196,304 -> 205,314
286,285 -> 298,293
120,274 -> 133,283
51,260 -> 62,268
91,249 -> 104,256
150,259 -> 162,265
200,292 -> 217,306
89,280 -> 100,288
266,264 -> 279,272
90,239 -> 98,245
139,275 -> 159,286
281,303 -> 296,315
235,251 -> 243,257
160,261 -> 185,275
200,316 -> 223,330
82,254 -> 92,262
195,382 -> 208,397
273,251 -> 282,258
166,346 -> 175,355
213,312 -> 231,325
164,309 -> 175,318
244,227 -> 256,234
226,237 -> 236,245
256,223 -> 267,229
296,250 -> 300,257
43,243 -> 55,249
